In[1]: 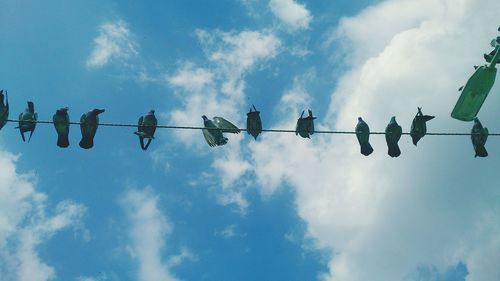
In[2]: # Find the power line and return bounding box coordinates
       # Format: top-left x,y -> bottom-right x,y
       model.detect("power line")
5,119 -> 498,136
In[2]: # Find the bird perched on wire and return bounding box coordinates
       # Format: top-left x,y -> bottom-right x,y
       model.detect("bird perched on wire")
202,115 -> 240,147
17,101 -> 37,142
134,110 -> 157,150
471,117 -> 488,157
355,117 -> 374,156
53,107 -> 70,148
410,107 -> 435,146
79,108 -> 105,149
385,116 -> 402,157
295,109 -> 316,138
0,90 -> 8,130
246,105 -> 262,140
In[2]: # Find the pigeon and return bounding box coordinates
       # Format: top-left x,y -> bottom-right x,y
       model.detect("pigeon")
53,107 -> 70,148
295,109 -> 316,138
134,110 -> 157,150
355,117 -> 374,156
79,108 -> 105,149
17,101 -> 37,142
410,107 -> 435,146
246,104 -> 262,140
0,90 -> 8,130
385,116 -> 402,157
202,115 -> 240,147
471,117 -> 488,157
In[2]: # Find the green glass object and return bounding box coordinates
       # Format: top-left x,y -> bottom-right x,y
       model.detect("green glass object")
0,90 -> 8,130
246,105 -> 262,140
79,108 -> 105,149
451,31 -> 500,121
471,117 -> 488,157
53,107 -> 70,148
134,110 -> 157,150
385,116 -> 402,157
202,115 -> 240,147
355,117 -> 373,156
410,107 -> 434,146
17,101 -> 37,142
295,109 -> 316,139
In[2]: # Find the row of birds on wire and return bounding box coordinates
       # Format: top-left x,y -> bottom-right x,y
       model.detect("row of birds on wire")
0,90 -> 491,157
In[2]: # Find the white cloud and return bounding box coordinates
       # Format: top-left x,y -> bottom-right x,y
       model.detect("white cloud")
0,150 -> 87,281
161,29 -> 281,211
269,0 -> 312,30
215,224 -> 237,239
120,188 -> 185,281
86,20 -> 138,68
247,0 -> 500,280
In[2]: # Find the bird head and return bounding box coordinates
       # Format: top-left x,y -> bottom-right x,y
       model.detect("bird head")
473,117 -> 481,125
27,101 -> 34,111
202,115 -> 208,121
391,116 -> 396,123
358,117 -> 363,122
148,109 -> 155,115
57,107 -> 69,114
90,108 -> 105,116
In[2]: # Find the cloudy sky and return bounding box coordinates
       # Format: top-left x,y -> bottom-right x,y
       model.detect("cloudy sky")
1,0 -> 500,281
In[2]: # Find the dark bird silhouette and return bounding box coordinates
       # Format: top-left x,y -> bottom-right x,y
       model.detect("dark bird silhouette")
134,110 -> 157,150
295,109 -> 316,138
355,117 -> 374,156
385,116 -> 402,157
410,107 -> 435,146
471,117 -> 488,157
202,115 -> 240,147
53,107 -> 70,148
246,105 -> 262,140
17,101 -> 37,142
0,90 -> 9,130
79,109 -> 105,149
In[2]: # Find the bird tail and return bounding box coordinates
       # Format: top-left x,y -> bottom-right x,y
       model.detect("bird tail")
360,142 -> 374,156
79,136 -> 94,149
57,133 -> 69,148
411,135 -> 420,146
474,145 -> 488,157
388,144 -> 401,157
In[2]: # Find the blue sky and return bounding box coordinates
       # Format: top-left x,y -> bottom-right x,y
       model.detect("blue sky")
1,1 -> 500,281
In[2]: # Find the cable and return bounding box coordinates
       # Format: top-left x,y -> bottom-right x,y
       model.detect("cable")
5,119 -> 497,136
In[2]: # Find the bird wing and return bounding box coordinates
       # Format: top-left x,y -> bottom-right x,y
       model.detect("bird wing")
137,116 -> 144,133
80,114 -> 87,134
213,117 -> 240,133
202,128 -> 217,147
421,115 -> 435,122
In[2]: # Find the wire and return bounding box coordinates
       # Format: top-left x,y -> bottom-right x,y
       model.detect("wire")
6,119 -> 497,136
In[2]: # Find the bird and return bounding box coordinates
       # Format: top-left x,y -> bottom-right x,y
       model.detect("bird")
0,90 -> 8,130
355,117 -> 374,156
17,101 -> 37,142
471,117 -> 488,157
53,107 -> 70,148
202,115 -> 240,147
410,107 -> 435,146
246,104 -> 262,140
79,108 -> 105,149
385,116 -> 402,157
295,109 -> 316,138
134,110 -> 157,150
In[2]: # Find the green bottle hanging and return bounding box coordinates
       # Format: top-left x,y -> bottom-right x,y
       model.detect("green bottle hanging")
451,29 -> 500,121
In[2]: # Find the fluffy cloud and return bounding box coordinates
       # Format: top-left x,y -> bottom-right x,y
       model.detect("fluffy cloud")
248,0 -> 500,280
120,188 -> 185,281
269,0 -> 312,30
161,29 -> 281,211
86,20 -> 138,68
0,150 -> 87,281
